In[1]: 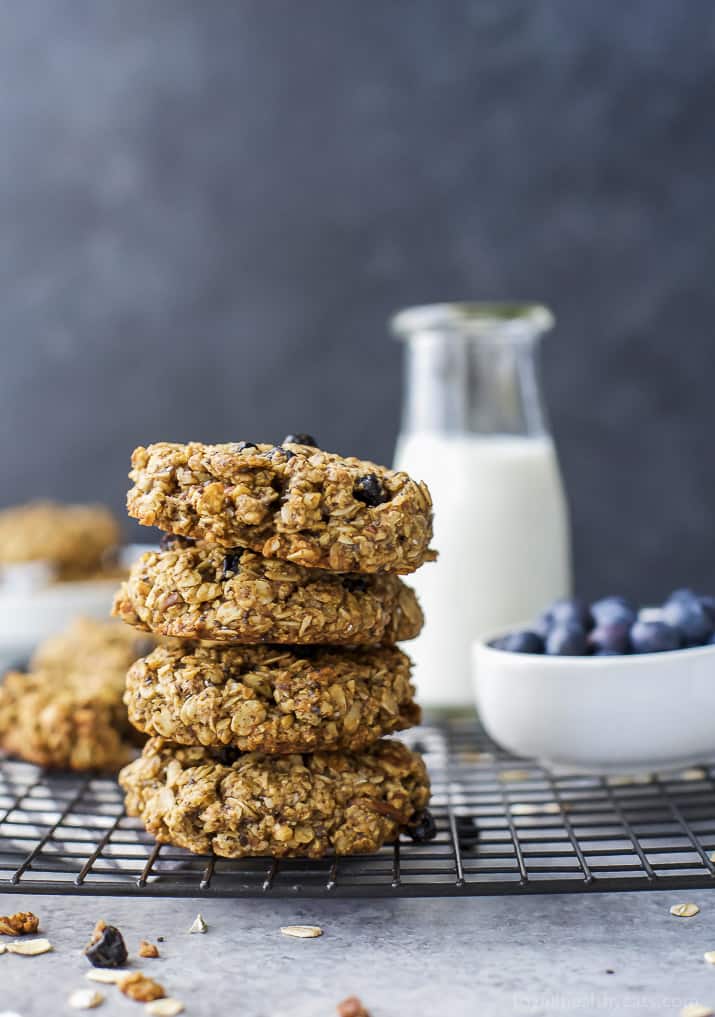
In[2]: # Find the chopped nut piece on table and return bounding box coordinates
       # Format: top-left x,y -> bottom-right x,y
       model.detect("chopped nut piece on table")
188,914 -> 207,934
118,972 -> 166,1002
0,912 -> 39,936
138,940 -> 160,958
337,997 -> 371,1017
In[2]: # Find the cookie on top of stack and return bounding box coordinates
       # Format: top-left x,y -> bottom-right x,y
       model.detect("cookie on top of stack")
114,435 -> 436,859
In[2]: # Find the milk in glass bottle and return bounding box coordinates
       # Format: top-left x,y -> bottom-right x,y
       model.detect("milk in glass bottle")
392,303 -> 571,708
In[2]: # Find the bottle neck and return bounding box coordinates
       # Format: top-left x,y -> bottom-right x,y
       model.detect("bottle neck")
400,332 -> 549,438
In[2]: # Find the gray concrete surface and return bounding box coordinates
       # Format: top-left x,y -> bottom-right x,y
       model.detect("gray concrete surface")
2,889 -> 715,1015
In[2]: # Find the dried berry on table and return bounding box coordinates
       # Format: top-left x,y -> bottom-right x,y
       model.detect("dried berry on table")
139,939 -> 160,958
0,912 -> 39,936
118,972 -> 166,1002
337,997 -> 371,1017
84,924 -> 128,968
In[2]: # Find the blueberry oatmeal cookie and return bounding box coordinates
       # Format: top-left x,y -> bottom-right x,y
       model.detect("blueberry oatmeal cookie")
31,616 -> 153,675
119,736 -> 430,858
0,501 -> 120,579
0,618 -> 150,771
124,642 -> 420,753
113,543 -> 423,645
126,439 -> 435,575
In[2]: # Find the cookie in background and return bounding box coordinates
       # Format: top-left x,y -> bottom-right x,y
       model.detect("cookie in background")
0,500 -> 130,664
0,617 -> 152,772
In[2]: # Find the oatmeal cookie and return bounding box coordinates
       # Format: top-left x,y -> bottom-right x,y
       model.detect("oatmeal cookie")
119,737 -> 430,858
126,440 -> 435,575
125,642 -> 420,753
0,501 -> 119,578
31,617 -> 153,676
0,618 -> 151,771
113,544 -> 423,645
0,668 -> 136,771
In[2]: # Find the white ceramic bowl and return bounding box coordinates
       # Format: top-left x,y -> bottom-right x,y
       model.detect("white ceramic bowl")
473,635 -> 715,773
0,543 -> 154,669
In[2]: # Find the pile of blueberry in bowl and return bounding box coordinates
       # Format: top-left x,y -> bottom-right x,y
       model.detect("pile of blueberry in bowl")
491,589 -> 715,656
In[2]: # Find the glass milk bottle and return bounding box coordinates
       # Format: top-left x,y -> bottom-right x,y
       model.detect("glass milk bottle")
392,303 -> 571,708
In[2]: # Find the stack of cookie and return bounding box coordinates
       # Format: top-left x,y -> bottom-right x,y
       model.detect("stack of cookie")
114,436 -> 436,859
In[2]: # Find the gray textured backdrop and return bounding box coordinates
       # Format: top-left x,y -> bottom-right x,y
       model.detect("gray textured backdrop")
1,0 -> 714,600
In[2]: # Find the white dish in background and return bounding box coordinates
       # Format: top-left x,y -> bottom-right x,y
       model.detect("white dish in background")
472,635 -> 715,774
0,543 -> 155,668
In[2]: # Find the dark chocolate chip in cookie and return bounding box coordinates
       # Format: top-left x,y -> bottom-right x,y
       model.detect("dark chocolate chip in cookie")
354,474 -> 389,507
283,434 -> 318,447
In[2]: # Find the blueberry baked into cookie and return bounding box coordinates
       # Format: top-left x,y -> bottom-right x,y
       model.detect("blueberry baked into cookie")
124,642 -> 420,753
119,736 -> 430,858
126,437 -> 435,575
113,542 -> 423,645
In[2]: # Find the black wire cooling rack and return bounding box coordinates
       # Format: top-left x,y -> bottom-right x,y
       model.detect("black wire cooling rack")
2,715 -> 715,898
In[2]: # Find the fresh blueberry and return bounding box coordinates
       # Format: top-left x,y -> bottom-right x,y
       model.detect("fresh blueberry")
700,595 -> 715,625
590,595 -> 636,628
546,598 -> 593,630
630,620 -> 681,654
588,622 -> 631,655
532,611 -> 554,638
354,474 -> 389,507
545,623 -> 588,656
282,433 -> 318,447
494,630 -> 544,654
662,592 -> 712,645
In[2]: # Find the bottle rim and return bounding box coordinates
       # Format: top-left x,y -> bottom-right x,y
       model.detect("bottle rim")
391,302 -> 554,338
